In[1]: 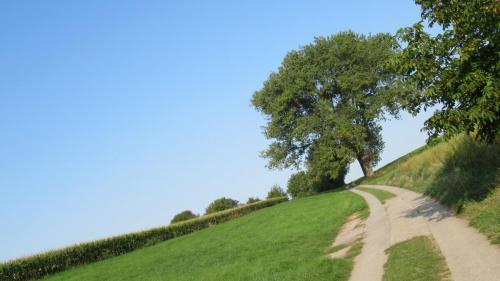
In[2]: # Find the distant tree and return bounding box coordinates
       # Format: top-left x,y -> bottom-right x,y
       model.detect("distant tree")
287,171 -> 313,198
170,210 -> 198,224
246,197 -> 261,204
205,197 -> 239,214
266,185 -> 287,199
395,0 -> 500,142
252,31 -> 411,177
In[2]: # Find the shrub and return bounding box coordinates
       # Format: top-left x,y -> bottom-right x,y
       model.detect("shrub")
287,171 -> 313,198
246,197 -> 261,204
0,197 -> 287,281
287,170 -> 346,198
310,172 -> 346,193
267,185 -> 287,199
170,210 -> 198,224
205,197 -> 239,215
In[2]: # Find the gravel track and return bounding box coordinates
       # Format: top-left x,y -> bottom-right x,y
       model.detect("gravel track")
350,185 -> 500,281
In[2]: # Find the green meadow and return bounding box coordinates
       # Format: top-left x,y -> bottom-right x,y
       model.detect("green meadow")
44,191 -> 366,281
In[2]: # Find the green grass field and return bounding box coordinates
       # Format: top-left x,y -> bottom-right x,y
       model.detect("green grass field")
361,135 -> 500,243
357,187 -> 395,203
43,191 -> 366,281
383,236 -> 449,281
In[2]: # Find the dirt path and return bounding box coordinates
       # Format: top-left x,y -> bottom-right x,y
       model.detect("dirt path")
348,189 -> 390,281
351,184 -> 500,281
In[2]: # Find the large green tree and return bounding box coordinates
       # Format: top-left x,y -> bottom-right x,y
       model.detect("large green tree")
252,31 -> 408,177
395,0 -> 500,142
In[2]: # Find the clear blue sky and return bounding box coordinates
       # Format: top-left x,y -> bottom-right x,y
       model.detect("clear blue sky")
0,0 -> 430,262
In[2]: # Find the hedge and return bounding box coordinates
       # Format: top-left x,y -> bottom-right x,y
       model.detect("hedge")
0,197 -> 288,281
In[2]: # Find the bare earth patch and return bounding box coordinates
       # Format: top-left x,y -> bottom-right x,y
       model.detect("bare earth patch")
327,214 -> 365,259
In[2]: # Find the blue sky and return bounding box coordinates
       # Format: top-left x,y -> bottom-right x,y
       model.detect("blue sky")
0,0 -> 429,261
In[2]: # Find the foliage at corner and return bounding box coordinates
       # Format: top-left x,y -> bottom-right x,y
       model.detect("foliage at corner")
395,0 -> 500,142
205,197 -> 239,215
266,185 -> 287,199
0,197 -> 287,281
252,31 -> 411,178
170,210 -> 198,224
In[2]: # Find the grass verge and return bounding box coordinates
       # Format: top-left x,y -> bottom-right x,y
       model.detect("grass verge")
357,187 -> 395,204
383,236 -> 450,281
462,188 -> 500,243
44,191 -> 366,281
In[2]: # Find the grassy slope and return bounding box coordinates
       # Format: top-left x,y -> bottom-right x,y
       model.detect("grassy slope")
383,236 -> 450,281
361,135 -> 500,243
357,187 -> 395,203
44,191 -> 366,281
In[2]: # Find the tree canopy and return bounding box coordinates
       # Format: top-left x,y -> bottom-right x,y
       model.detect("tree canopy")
252,31 -> 410,177
395,0 -> 500,142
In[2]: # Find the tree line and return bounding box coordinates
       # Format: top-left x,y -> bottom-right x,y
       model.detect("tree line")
170,185 -> 287,223
252,0 -> 499,198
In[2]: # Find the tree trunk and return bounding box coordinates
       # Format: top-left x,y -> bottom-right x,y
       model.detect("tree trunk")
357,155 -> 374,177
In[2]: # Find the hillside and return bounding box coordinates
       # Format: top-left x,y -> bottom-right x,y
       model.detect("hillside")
360,134 -> 500,243
3,134 -> 498,280
43,191 -> 366,281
